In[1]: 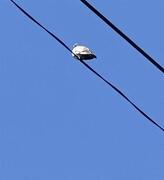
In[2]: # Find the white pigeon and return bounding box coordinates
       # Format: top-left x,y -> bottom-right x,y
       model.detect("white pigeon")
72,43 -> 96,60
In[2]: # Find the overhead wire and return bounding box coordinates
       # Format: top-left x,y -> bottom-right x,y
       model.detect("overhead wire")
10,0 -> 72,54
80,0 -> 164,73
10,0 -> 164,132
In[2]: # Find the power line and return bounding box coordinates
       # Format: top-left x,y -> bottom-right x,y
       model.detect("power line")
80,61 -> 164,132
10,0 -> 164,132
10,0 -> 72,54
80,0 -> 164,73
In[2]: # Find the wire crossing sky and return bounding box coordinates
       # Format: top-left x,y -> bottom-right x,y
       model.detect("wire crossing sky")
10,0 -> 164,132
80,0 -> 164,73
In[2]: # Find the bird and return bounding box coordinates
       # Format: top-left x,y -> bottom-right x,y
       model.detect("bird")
72,43 -> 96,60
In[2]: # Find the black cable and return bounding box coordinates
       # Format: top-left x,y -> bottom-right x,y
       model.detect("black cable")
10,0 -> 72,54
10,0 -> 164,132
80,60 -> 164,132
80,0 -> 164,73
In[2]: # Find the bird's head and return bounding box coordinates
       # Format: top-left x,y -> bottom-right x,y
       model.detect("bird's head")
73,43 -> 80,48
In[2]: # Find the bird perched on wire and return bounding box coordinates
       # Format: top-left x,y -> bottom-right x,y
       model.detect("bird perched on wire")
72,43 -> 96,60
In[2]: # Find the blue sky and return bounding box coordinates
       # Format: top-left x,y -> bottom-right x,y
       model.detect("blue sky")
1,0 -> 164,179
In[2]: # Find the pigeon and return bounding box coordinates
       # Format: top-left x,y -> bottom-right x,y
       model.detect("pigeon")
72,43 -> 96,60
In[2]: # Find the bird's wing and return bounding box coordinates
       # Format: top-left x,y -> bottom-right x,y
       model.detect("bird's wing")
73,46 -> 92,55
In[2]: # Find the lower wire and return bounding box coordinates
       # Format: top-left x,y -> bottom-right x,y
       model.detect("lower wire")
10,0 -> 164,132
80,60 -> 164,132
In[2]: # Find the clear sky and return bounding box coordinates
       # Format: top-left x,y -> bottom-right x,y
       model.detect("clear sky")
1,0 -> 164,179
